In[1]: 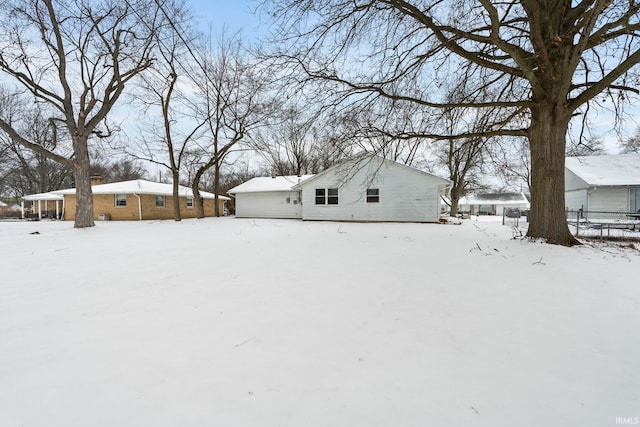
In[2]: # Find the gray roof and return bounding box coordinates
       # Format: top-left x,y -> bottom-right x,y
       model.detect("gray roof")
565,154 -> 640,186
228,175 -> 314,194
293,154 -> 451,189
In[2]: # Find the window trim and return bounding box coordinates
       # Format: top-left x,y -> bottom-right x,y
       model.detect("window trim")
186,196 -> 194,208
155,195 -> 166,208
315,188 -> 339,205
114,194 -> 127,207
327,188 -> 339,205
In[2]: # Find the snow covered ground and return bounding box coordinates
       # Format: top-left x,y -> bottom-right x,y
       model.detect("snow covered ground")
0,217 -> 638,427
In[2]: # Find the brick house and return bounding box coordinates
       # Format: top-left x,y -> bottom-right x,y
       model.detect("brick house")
52,179 -> 229,221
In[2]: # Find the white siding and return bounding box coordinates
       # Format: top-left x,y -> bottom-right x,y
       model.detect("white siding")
589,187 -> 629,212
234,191 -> 302,219
300,158 -> 446,222
495,203 -> 529,216
565,169 -> 589,191
459,202 -> 528,216
565,189 -> 588,211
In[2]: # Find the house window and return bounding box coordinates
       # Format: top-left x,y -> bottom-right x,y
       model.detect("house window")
186,196 -> 194,208
155,195 -> 165,208
327,188 -> 338,204
631,188 -> 640,213
115,194 -> 126,207
366,188 -> 380,203
315,188 -> 339,205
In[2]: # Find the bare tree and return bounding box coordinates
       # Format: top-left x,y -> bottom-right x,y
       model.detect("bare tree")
566,136 -> 606,157
252,106 -> 318,175
0,137 -> 9,197
432,106 -> 493,216
620,128 -> 640,154
3,140 -> 75,198
90,151 -> 148,183
132,21 -> 209,221
0,98 -> 74,198
252,103 -> 348,175
490,136 -> 532,194
0,0 -> 164,227
332,101 -> 426,166
264,0 -> 640,245
187,32 -> 272,218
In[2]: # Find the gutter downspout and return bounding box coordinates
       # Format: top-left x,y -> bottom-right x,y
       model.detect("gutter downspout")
133,193 -> 142,221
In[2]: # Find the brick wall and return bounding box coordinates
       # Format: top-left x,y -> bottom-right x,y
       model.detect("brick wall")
63,194 -> 225,221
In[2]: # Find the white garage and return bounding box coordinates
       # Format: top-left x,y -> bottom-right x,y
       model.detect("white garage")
228,175 -> 313,219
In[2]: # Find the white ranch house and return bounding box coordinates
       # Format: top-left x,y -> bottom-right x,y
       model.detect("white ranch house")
229,155 -> 452,223
458,192 -> 530,216
565,154 -> 640,214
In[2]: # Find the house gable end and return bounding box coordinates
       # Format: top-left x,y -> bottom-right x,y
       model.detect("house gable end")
299,155 -> 448,222
296,155 -> 450,191
565,167 -> 590,191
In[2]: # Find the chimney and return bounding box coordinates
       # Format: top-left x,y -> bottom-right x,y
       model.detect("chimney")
90,175 -> 103,186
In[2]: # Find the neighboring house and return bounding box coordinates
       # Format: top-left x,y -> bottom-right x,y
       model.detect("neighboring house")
565,154 -> 640,213
228,175 -> 313,219
46,179 -> 230,221
0,200 -> 9,217
458,192 -> 530,216
230,155 -> 452,223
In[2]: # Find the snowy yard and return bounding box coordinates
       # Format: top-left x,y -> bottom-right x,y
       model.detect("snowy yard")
0,217 -> 638,427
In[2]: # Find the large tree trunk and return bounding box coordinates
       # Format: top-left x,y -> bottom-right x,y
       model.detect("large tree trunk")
448,180 -> 464,218
194,186 -> 205,219
172,171 -> 181,221
192,169 -> 205,219
449,198 -> 459,218
72,135 -> 94,228
214,161 -> 221,217
526,103 -> 579,246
